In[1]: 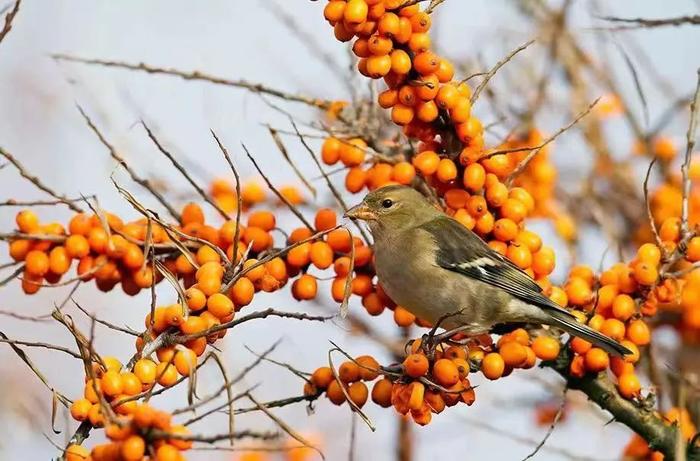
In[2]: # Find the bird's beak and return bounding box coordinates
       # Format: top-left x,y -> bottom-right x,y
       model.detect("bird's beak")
344,203 -> 375,221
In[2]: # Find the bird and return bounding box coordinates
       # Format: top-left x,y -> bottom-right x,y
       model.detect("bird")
344,184 -> 630,356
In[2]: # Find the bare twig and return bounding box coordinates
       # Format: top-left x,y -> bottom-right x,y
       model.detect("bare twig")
0,147 -> 82,212
141,121 -> 230,220
0,0 -> 20,46
53,54 -> 334,109
600,14 -> 700,29
680,69 -> 700,237
241,143 -> 313,230
76,105 -> 180,221
471,39 -> 536,104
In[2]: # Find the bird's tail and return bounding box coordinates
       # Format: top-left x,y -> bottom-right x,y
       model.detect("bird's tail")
546,310 -> 631,357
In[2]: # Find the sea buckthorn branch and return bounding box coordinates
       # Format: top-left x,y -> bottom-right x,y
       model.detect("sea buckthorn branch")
140,121 -> 232,221
53,54 -> 336,110
0,146 -> 83,213
600,14 -> 700,30
469,39 -> 535,105
0,0 -> 21,46
545,352 -> 689,459
77,105 -> 182,222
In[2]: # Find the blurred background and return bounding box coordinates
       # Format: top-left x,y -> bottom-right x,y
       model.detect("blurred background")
0,1 -> 699,459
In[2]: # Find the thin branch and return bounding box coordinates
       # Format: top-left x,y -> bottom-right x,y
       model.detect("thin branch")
141,121 -> 230,220
471,39 -> 536,104
0,0 -> 20,46
600,14 -> 700,29
76,105 -> 181,221
241,143 -> 313,230
680,69 -> 700,237
0,147 -> 82,212
53,54 -> 334,110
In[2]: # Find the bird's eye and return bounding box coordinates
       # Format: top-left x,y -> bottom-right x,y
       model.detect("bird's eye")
381,199 -> 393,208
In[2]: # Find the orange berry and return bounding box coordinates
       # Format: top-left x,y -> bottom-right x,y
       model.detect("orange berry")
70,398 -> 92,422
338,360 -> 361,383
348,381 -> 369,407
633,262 -> 658,286
499,341 -> 528,367
432,358 -> 459,386
310,241 -> 334,269
292,274 -> 318,300
207,293 -> 234,318
229,277 -> 255,307
481,352 -> 505,380
155,362 -> 178,387
436,158 -> 457,183
133,359 -> 157,385
25,250 -> 49,276
121,435 -> 146,461
584,348 -> 610,373
601,318 -> 626,341
326,379 -> 347,405
356,355 -> 380,381
184,287 -> 207,311
391,103 -> 414,125
403,353 -> 429,378
612,294 -> 636,321
344,0 -> 368,25
393,305 -> 416,327
327,229 -> 353,253
315,208 -> 338,232
532,336 -> 560,361
321,137 -> 342,165
101,370 -> 124,397
412,150 -> 440,176
15,209 -> 40,233
311,367 -> 335,389
637,243 -> 662,265
173,348 -> 198,376
65,444 -> 90,461
371,378 -> 393,407
626,319 -> 651,346
570,336 -> 592,355
462,163 -> 486,192
617,373 -> 641,399
181,203 -> 204,226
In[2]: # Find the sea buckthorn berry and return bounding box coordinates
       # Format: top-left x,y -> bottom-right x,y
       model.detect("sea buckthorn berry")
412,150 -> 440,176
633,262 -> 658,286
570,337 -> 592,355
184,287 -> 207,311
626,319 -> 651,346
338,360 -> 361,383
532,336 -> 560,361
601,318 -> 626,341
436,84 -> 459,109
310,241 -> 334,269
207,293 -> 234,318
416,100 -> 439,122
584,348 -> 610,373
121,435 -> 146,461
15,210 -> 39,233
659,217 -> 680,242
101,370 -> 124,397
501,198 -> 528,222
65,444 -> 90,461
637,242 -> 662,265
617,373 -> 641,399
462,163 -> 486,192
449,98 -> 472,124
356,355 -> 380,381
481,352 -> 505,380
25,250 -> 49,276
408,32 -> 431,53
493,218 -> 518,242
324,1 -> 345,23
566,276 -> 592,306
155,363 -> 178,387
391,103 -> 414,125
436,158 -> 457,183
70,398 -> 92,422
314,208 -> 337,232
390,49 -> 411,74
612,294 -> 636,321
371,378 -> 393,407
393,305 -> 416,327
378,88 -> 398,108
348,381 -> 369,407
499,341 -> 528,367
312,367 -> 334,389
173,348 -> 198,376
432,358 -> 459,386
242,226 -> 273,253
292,274 -> 318,301
403,353 -> 429,378
435,59 -> 455,83
322,137 -> 342,165
134,359 -> 157,385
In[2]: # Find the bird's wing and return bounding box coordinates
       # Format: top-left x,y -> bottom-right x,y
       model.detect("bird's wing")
419,215 -> 573,316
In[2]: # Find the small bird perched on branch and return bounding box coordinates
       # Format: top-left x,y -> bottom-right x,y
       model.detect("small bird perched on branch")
345,185 -> 630,356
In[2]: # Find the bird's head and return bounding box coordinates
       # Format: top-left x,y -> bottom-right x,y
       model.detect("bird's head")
344,185 -> 440,234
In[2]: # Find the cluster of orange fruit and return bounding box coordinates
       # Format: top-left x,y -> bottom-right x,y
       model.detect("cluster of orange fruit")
9,209 -> 162,295
624,407 -> 697,461
67,358 -> 190,461
306,329 -> 566,425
